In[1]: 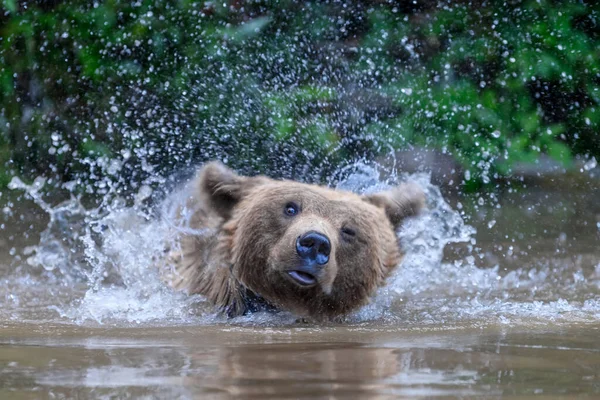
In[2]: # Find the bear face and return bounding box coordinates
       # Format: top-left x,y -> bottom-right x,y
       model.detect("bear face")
168,162 -> 425,320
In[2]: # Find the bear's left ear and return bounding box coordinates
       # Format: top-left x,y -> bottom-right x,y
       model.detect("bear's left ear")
363,183 -> 426,229
196,161 -> 261,220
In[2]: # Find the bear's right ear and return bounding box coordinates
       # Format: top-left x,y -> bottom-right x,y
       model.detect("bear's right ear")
196,161 -> 257,220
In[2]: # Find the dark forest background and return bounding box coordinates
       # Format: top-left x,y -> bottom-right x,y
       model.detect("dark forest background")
1,0 -> 598,193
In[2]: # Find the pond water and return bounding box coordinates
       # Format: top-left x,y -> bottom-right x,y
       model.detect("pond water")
0,164 -> 599,398
1,324 -> 598,398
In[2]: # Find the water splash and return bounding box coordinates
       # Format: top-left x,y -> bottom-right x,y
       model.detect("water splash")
339,164 -> 600,325
7,174 -> 206,325
4,161 -> 600,327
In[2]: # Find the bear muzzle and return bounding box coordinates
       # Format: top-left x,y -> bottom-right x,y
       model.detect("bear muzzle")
285,231 -> 334,293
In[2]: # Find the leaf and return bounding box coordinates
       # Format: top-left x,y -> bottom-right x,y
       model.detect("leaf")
0,67 -> 13,96
546,140 -> 573,167
2,0 -> 16,13
273,115 -> 295,140
81,140 -> 112,158
225,16 -> 271,43
519,112 -> 540,134
293,86 -> 337,103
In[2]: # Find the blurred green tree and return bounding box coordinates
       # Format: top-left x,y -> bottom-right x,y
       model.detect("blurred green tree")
0,0 -> 598,192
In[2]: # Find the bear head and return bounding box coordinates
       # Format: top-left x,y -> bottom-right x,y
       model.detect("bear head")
194,161 -> 425,319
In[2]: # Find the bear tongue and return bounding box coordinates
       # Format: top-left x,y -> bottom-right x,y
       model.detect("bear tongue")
287,270 -> 317,286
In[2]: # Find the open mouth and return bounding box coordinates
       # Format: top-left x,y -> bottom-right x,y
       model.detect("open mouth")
287,270 -> 317,286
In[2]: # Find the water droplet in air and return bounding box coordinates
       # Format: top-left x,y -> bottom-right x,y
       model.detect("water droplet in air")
7,177 -> 24,190
583,157 -> 597,171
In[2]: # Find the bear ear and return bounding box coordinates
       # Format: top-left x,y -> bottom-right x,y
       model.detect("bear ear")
363,183 -> 426,229
196,161 -> 258,219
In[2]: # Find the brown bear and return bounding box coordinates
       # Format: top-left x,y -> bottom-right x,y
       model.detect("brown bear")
166,161 -> 425,319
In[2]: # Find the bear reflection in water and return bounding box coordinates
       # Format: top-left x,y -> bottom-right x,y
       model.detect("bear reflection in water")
166,162 -> 424,319
215,343 -> 399,381
206,344 -> 402,398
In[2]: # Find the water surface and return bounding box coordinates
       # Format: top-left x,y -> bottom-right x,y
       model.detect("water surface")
0,167 -> 599,398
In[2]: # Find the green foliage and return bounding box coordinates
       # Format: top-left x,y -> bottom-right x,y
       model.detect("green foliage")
0,0 -> 599,192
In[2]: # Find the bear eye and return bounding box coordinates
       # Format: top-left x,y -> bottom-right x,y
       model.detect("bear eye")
341,227 -> 356,239
284,202 -> 300,217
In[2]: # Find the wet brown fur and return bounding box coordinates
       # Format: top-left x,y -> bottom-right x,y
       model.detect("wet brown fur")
167,162 -> 425,319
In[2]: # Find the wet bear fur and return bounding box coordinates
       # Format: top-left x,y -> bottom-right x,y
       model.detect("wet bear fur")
167,162 -> 425,319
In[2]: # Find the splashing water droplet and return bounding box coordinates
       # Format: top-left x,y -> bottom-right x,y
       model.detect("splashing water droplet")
583,157 -> 597,171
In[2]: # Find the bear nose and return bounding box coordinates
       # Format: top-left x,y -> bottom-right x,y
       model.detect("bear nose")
296,231 -> 331,265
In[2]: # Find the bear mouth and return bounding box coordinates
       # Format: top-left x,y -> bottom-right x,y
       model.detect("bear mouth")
287,270 -> 317,287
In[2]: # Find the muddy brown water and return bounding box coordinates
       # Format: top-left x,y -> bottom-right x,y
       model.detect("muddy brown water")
1,323 -> 599,399
0,173 -> 599,399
